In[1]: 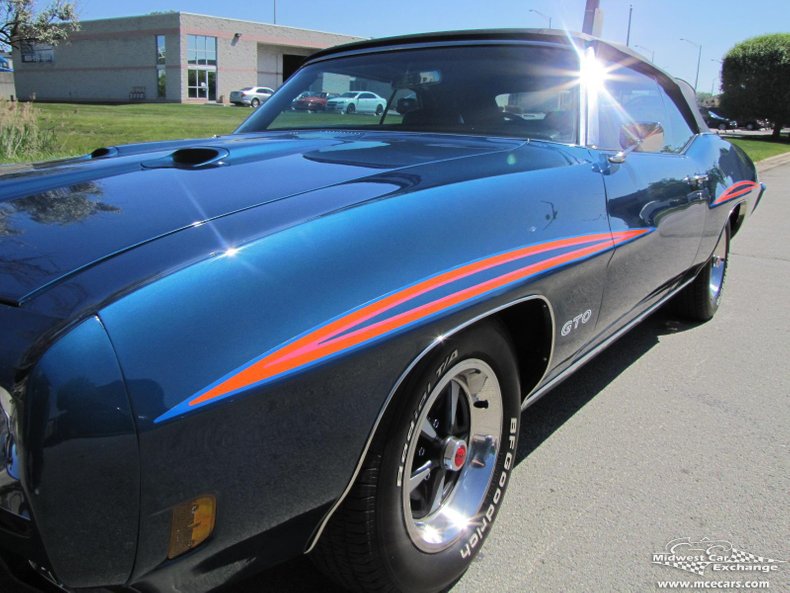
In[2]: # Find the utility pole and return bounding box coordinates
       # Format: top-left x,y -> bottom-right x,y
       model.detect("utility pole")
273,0 -> 277,24
680,38 -> 702,91
626,4 -> 633,46
582,0 -> 603,36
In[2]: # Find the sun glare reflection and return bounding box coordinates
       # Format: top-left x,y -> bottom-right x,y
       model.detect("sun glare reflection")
422,525 -> 442,544
579,48 -> 609,91
441,506 -> 471,532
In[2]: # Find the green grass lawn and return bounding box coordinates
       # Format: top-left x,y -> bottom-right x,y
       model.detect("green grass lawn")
6,102 -> 790,165
726,136 -> 790,163
17,103 -> 401,162
33,103 -> 251,160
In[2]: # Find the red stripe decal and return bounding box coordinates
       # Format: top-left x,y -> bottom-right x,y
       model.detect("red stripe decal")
713,180 -> 758,206
186,229 -> 650,409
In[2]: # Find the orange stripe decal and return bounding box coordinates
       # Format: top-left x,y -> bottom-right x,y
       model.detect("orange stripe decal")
155,228 -> 652,423
713,180 -> 758,206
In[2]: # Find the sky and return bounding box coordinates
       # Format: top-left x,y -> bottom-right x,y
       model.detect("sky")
76,0 -> 790,96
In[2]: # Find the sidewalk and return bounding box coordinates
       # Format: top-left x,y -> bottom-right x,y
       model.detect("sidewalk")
756,150 -> 790,173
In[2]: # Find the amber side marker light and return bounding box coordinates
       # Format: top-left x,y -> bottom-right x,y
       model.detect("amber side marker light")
168,495 -> 216,559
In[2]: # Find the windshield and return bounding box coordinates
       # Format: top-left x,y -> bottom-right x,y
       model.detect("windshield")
236,45 -> 581,142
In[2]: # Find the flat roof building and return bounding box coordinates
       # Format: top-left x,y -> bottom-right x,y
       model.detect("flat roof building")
12,12 -> 363,104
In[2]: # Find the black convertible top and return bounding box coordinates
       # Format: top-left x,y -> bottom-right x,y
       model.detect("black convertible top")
310,29 -> 653,74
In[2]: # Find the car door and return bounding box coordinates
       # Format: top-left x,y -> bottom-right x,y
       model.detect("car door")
589,53 -> 707,335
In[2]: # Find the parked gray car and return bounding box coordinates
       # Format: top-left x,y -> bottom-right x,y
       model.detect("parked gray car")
229,86 -> 275,107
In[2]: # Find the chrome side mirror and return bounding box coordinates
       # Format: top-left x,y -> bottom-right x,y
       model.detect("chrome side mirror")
609,121 -> 665,163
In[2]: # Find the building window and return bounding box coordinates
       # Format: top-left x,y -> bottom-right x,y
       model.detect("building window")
187,35 -> 216,66
186,35 -> 217,100
157,69 -> 167,98
21,43 -> 54,63
156,35 -> 166,65
155,35 -> 166,98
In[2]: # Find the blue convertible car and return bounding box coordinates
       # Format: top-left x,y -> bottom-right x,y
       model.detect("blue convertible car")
0,30 -> 763,593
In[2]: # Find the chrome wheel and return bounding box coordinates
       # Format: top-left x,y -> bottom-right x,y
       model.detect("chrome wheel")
312,321 -> 520,593
672,222 -> 730,322
709,228 -> 727,306
401,359 -> 503,553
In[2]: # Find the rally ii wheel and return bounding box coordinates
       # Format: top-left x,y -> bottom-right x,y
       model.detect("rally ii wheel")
673,222 -> 730,322
312,321 -> 521,593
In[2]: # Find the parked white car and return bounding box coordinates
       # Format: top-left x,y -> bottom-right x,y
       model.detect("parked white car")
229,86 -> 275,108
325,91 -> 387,115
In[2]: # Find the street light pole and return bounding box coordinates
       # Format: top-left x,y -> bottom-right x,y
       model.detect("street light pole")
273,0 -> 277,24
626,4 -> 633,46
680,38 -> 702,91
635,44 -> 654,62
529,9 -> 552,28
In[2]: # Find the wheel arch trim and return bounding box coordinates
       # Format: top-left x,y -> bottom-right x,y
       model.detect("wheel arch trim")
304,293 -> 555,553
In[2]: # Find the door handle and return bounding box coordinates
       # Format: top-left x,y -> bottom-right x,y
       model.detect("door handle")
685,174 -> 709,189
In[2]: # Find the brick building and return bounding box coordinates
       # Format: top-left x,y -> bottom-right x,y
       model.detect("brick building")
12,12 -> 362,103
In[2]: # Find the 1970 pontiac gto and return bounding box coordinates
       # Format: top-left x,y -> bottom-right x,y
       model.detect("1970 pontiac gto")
0,29 -> 763,593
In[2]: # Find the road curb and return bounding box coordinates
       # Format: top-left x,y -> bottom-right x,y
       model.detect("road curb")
756,151 -> 790,173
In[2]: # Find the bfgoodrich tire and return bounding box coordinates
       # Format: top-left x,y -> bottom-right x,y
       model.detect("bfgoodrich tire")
673,222 -> 730,322
312,321 -> 521,593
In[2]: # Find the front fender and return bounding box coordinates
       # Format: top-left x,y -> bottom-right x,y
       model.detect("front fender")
22,316 -> 139,587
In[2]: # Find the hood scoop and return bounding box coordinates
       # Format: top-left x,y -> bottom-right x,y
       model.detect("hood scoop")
142,147 -> 230,170
90,146 -> 120,159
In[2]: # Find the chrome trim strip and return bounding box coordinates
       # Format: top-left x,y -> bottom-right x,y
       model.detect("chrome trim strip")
520,275 -> 696,412
754,182 -> 766,213
304,294 -> 555,553
578,46 -> 593,148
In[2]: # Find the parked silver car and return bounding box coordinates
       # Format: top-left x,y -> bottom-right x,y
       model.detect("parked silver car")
229,86 -> 275,108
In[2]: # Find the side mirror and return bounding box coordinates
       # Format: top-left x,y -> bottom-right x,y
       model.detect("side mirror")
619,121 -> 665,152
610,121 -> 665,163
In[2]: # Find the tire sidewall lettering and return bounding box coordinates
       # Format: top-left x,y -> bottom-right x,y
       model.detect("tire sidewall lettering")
459,415 -> 518,559
396,350 -> 457,487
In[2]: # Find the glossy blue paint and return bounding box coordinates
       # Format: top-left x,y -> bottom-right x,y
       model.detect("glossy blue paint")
0,132 -> 519,303
22,316 -> 139,586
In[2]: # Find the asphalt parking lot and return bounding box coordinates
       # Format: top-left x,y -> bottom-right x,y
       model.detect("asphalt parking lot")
226,157 -> 790,592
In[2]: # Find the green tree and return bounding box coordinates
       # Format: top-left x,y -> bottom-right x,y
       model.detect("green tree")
0,0 -> 78,51
720,33 -> 790,138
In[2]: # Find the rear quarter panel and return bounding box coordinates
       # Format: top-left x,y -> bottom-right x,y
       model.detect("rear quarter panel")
687,133 -> 759,264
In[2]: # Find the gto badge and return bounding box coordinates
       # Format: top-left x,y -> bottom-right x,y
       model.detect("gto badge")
561,309 -> 592,337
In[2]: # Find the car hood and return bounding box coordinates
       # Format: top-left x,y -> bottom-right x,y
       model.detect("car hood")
0,131 -> 524,304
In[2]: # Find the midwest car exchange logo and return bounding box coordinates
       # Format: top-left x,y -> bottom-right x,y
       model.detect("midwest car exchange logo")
652,537 -> 786,576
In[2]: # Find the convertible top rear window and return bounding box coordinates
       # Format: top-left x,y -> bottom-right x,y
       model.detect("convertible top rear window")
237,45 -> 581,143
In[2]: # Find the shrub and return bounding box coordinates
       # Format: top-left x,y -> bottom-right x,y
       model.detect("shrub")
721,33 -> 790,138
0,99 -> 57,161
